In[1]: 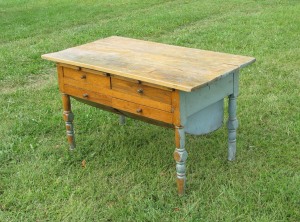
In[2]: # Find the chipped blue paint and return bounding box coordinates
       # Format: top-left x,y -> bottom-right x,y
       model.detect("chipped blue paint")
174,126 -> 187,194
185,99 -> 224,135
178,70 -> 239,161
228,94 -> 238,161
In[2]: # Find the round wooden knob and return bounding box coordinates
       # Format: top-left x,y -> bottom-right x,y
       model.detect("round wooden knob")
136,108 -> 142,113
83,93 -> 88,98
137,88 -> 143,94
80,74 -> 86,79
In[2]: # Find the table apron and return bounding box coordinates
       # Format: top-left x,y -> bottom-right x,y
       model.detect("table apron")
180,72 -> 235,119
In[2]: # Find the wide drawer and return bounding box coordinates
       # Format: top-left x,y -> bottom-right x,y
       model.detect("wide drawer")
111,76 -> 173,109
64,84 -> 112,106
63,66 -> 110,93
112,98 -> 173,124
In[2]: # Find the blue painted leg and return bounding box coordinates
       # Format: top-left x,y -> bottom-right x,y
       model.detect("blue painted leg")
62,94 -> 76,150
119,115 -> 125,125
174,126 -> 188,195
227,94 -> 238,161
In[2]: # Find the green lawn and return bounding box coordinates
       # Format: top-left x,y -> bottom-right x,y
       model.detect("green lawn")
1,0 -> 300,221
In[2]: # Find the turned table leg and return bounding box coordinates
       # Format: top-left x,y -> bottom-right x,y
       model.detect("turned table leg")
119,115 -> 126,125
174,126 -> 188,195
62,94 -> 76,150
227,94 -> 238,161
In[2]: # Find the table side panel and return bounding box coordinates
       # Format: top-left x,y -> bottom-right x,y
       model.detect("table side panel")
181,73 -> 234,118
184,99 -> 224,135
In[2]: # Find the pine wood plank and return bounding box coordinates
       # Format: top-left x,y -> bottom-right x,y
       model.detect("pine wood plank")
98,36 -> 255,68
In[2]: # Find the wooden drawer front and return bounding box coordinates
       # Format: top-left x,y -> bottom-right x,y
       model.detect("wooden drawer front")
64,85 -> 111,106
112,98 -> 173,124
63,67 -> 110,93
111,77 -> 172,105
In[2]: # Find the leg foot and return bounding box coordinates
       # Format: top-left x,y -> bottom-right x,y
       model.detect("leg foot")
62,94 -> 76,150
119,115 -> 125,125
174,126 -> 188,195
227,95 -> 238,161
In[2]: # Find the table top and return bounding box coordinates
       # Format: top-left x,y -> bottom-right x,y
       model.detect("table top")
42,36 -> 255,92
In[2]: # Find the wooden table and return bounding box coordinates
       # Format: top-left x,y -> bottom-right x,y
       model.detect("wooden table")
42,36 -> 255,195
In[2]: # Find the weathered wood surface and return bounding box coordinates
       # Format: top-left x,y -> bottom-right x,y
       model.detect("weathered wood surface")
42,36 -> 255,92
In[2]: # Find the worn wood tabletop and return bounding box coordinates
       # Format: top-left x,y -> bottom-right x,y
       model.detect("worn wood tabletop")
42,36 -> 255,92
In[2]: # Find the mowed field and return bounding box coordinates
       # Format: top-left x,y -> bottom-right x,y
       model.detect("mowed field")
0,0 -> 299,221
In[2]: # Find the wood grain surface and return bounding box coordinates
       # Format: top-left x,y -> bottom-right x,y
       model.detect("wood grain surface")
42,36 -> 255,92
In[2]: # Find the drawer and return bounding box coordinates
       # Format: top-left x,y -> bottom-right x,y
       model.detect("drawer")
112,98 -> 173,124
111,77 -> 172,108
64,84 -> 112,106
62,66 -> 110,93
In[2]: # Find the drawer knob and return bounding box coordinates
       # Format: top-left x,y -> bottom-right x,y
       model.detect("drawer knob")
82,93 -> 88,98
137,88 -> 143,94
80,74 -> 86,79
136,108 -> 142,113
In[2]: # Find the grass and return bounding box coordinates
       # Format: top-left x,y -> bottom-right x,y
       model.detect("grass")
0,0 -> 299,221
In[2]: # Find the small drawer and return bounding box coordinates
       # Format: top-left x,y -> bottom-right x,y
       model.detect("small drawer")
111,77 -> 172,105
64,85 -> 112,106
112,98 -> 173,124
63,67 -> 110,93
